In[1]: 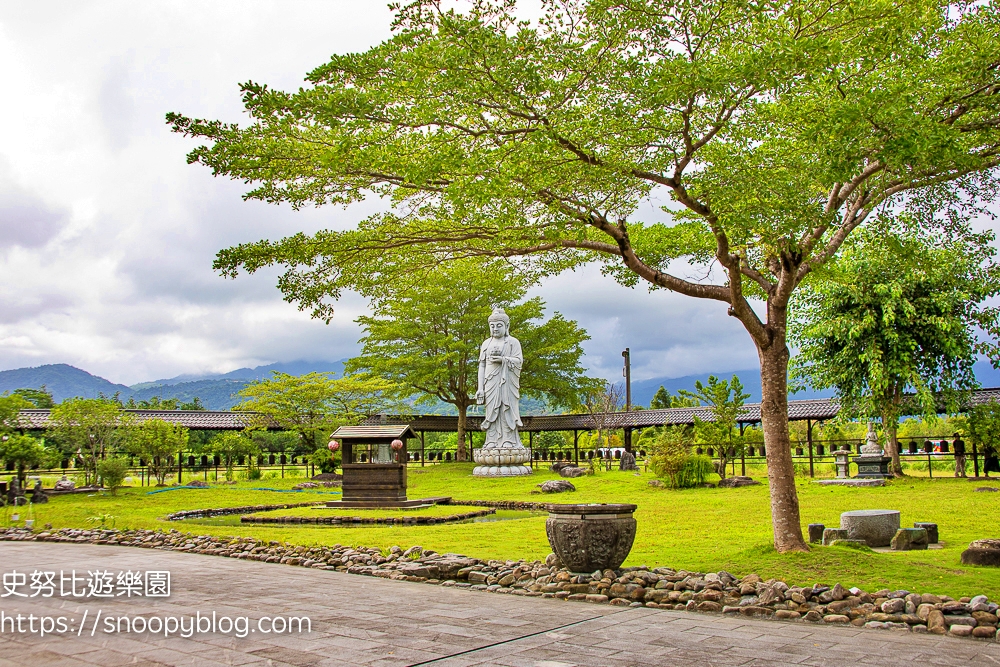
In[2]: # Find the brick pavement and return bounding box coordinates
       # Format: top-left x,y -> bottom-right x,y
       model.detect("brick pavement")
0,543 -> 998,666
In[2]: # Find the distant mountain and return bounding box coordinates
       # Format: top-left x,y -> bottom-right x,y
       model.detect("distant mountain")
0,364 -> 132,403
131,360 -> 345,389
632,359 -> 1000,407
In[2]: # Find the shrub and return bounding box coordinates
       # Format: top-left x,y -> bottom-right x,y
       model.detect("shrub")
678,455 -> 714,488
97,457 -> 130,495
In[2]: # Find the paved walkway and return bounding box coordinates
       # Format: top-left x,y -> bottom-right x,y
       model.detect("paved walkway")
0,543 -> 998,666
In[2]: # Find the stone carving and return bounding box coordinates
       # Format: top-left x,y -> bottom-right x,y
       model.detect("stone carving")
861,423 -> 882,455
472,307 -> 531,477
544,503 -> 636,572
852,423 -> 892,478
30,481 -> 48,504
618,450 -> 638,472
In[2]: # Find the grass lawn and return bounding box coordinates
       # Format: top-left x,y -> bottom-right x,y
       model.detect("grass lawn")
9,464 -> 1000,598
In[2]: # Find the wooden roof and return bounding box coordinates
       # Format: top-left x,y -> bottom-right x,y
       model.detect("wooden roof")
17,409 -> 272,431
331,425 -> 416,441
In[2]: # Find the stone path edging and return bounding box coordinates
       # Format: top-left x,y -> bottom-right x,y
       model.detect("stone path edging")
2,525 -> 997,644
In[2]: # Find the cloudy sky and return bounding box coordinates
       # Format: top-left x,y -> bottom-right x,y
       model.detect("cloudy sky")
0,1 -> 760,386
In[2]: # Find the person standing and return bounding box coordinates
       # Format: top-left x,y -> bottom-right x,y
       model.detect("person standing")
953,432 -> 967,478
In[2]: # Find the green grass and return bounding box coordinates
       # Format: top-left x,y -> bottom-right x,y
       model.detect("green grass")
10,465 -> 1000,598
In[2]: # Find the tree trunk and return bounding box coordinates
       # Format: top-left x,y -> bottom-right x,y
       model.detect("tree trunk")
882,407 -> 904,476
758,337 -> 809,552
456,404 -> 468,462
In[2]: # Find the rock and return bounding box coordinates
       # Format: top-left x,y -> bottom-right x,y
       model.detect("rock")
53,476 -> 75,491
697,601 -> 723,612
890,528 -> 928,551
292,482 -> 319,489
717,476 -> 760,488
187,480 -> 209,488
949,625 -> 974,637
739,606 -> 774,618
402,545 -> 423,558
944,615 -> 977,627
808,523 -> 825,544
927,609 -> 947,634
881,599 -> 905,614
973,626 -> 998,639
29,483 -> 48,504
840,510 -> 900,548
823,528 -> 849,546
648,479 -> 666,488
974,487 -> 999,492
823,614 -> 851,624
558,466 -> 587,478
917,604 -> 935,621
970,594 -> 990,607
538,480 -> 576,493
913,522 -> 939,544
962,539 -> 1000,567
618,451 -> 639,472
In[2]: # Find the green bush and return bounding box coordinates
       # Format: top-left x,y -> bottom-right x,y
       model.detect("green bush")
678,455 -> 714,488
97,457 -> 130,496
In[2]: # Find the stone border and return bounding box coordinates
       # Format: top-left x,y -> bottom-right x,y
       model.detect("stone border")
2,526 -> 997,642
239,508 -> 495,525
443,499 -> 548,511
166,502 -> 321,520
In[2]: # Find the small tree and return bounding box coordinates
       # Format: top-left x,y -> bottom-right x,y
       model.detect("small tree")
649,387 -> 699,410
209,432 -> 260,481
0,435 -> 57,487
681,376 -> 749,480
235,371 -> 401,457
49,398 -> 122,486
97,457 -> 130,495
967,400 -> 1000,463
127,418 -> 189,486
584,382 -> 624,451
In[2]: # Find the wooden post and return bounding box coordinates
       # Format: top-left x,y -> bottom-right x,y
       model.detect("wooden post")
177,452 -> 182,484
574,430 -> 579,465
973,441 -> 980,478
807,419 -> 814,478
420,431 -> 425,467
529,430 -> 534,469
739,423 -> 746,476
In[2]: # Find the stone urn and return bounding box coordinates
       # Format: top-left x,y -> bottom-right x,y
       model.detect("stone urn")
544,503 -> 637,573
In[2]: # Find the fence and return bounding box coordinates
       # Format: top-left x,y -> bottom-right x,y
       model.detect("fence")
9,436 -> 984,483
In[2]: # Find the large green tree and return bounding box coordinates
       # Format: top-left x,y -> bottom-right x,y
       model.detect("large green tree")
234,371 -> 402,453
790,222 -> 1000,476
168,0 -> 1000,551
49,398 -> 122,486
347,259 -> 593,461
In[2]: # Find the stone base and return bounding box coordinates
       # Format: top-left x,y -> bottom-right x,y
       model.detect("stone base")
324,497 -> 450,509
472,447 -> 533,477
852,455 -> 892,479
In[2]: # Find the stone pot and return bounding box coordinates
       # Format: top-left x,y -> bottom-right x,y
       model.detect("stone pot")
544,503 -> 637,572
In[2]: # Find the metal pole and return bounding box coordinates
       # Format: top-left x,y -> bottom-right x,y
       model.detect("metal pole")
807,419 -> 814,478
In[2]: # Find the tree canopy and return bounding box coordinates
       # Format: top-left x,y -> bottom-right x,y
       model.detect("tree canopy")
346,258 -> 594,460
168,0 -> 1000,551
790,220 -> 1000,474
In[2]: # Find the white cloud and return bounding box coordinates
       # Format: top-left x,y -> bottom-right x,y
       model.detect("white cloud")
0,1 -> 767,387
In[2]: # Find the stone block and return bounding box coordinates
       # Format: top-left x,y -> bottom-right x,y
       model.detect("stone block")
913,522 -> 938,544
822,528 -> 849,546
961,539 -> 1000,567
808,523 -> 825,544
890,528 -> 929,551
840,509 -> 900,547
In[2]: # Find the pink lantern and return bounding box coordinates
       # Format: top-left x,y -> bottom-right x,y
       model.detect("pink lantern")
391,439 -> 404,451
327,440 -> 340,452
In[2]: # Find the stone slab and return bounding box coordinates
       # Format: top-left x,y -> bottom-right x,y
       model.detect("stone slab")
1,543 -> 999,666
